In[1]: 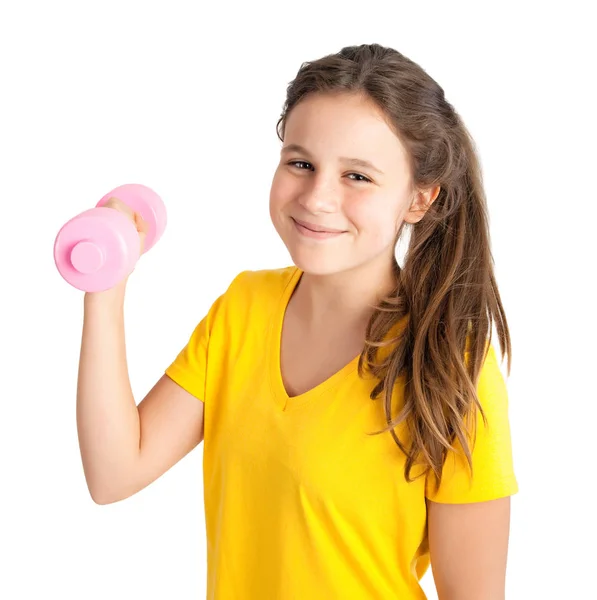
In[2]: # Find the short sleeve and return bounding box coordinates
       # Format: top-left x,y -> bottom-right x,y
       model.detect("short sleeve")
164,271 -> 246,403
425,343 -> 519,503
164,299 -> 219,402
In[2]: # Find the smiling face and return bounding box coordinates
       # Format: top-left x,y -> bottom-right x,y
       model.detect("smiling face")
269,92 -> 421,279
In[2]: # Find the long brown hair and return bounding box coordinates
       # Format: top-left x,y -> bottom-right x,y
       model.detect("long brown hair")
275,43 -> 512,493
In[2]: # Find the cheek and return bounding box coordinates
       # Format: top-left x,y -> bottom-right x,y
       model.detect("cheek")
347,198 -> 400,242
270,170 -> 294,206
269,172 -> 294,229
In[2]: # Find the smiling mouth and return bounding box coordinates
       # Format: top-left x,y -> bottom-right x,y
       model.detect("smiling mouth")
291,218 -> 347,239
291,218 -> 345,234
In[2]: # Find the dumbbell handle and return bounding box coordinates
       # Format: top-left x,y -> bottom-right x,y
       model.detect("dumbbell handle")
96,184 -> 166,253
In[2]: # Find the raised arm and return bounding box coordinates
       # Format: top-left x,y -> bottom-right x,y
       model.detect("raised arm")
77,278 -> 205,505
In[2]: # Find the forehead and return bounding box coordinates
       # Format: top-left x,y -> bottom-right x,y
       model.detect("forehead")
283,92 -> 408,166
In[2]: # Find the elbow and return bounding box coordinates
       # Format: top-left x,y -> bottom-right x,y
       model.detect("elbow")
88,483 -> 121,506
92,494 -> 114,506
90,489 -> 115,505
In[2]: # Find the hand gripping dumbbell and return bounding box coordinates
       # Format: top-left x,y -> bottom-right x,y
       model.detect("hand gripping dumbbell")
54,183 -> 167,292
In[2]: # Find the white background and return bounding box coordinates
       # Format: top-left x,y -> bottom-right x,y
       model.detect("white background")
1,1 -> 594,598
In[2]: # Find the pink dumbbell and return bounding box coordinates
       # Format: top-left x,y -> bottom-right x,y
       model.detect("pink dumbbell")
54,183 -> 167,292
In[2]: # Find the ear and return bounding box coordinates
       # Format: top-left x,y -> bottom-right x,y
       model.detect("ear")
404,185 -> 441,224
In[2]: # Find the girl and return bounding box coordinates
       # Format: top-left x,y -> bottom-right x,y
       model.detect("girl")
77,43 -> 518,599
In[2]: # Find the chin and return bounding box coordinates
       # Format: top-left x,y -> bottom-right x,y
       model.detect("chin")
286,250 -> 351,277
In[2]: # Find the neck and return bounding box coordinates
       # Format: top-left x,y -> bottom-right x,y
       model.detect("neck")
291,260 -> 398,332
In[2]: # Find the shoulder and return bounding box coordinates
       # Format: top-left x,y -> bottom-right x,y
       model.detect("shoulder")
462,339 -> 509,404
225,264 -> 298,303
214,264 -> 298,319
230,264 -> 297,291
473,342 -> 510,417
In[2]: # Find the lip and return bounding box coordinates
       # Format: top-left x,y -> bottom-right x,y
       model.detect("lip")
292,218 -> 345,240
292,218 -> 346,233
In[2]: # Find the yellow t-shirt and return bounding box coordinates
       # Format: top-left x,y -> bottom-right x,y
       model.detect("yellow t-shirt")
165,266 -> 518,599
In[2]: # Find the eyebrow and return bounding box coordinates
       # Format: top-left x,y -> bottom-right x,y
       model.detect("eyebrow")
281,143 -> 384,175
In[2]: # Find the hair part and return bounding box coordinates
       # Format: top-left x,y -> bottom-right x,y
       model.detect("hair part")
276,43 -> 512,493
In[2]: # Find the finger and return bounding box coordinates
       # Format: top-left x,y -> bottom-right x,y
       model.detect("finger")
133,211 -> 149,233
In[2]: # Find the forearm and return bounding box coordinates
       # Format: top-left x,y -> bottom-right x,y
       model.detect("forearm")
76,281 -> 141,503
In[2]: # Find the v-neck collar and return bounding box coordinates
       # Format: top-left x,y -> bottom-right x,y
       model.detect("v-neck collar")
267,266 -> 361,412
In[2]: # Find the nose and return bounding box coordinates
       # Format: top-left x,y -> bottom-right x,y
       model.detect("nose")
297,175 -> 340,214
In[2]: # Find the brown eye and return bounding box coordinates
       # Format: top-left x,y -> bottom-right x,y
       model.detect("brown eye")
288,160 -> 313,170
287,161 -> 371,184
347,173 -> 372,183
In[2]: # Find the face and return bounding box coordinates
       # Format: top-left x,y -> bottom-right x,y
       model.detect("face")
269,92 -> 429,279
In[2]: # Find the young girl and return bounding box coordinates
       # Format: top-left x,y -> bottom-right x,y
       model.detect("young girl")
77,43 -> 518,599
